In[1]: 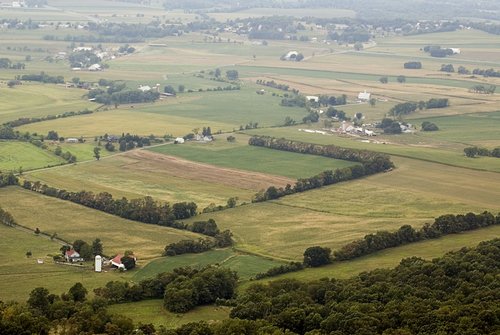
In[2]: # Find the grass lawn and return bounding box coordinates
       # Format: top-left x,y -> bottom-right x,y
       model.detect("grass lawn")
0,141 -> 65,172
149,136 -> 355,179
108,302 -> 231,329
0,187 -> 202,260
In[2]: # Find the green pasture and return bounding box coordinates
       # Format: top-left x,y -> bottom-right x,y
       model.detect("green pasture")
0,141 -> 65,172
244,127 -> 500,172
0,83 -> 93,124
410,111 -> 500,146
149,138 -> 355,179
241,225 -> 500,288
26,151 -> 258,207
133,249 -> 284,282
183,156 -> 500,260
109,302 -> 231,329
0,187 -> 202,259
46,141 -> 113,162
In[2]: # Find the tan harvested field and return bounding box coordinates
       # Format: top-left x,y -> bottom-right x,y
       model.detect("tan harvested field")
26,149 -> 293,207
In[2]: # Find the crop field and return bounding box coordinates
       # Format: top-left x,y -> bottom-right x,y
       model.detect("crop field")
0,141 -> 65,172
183,156 -> 500,260
149,135 -> 355,179
0,187 -> 202,259
26,149 -> 290,207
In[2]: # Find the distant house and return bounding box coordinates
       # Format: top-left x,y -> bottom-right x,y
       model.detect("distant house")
283,51 -> 299,61
450,48 -> 461,55
358,91 -> 371,101
88,64 -> 102,71
174,137 -> 185,144
66,138 -> 79,143
65,249 -> 84,263
138,85 -> 152,92
306,95 -> 319,103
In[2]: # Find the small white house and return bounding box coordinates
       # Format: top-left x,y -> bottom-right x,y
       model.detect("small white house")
66,138 -> 79,143
138,85 -> 152,92
450,48 -> 461,55
88,64 -> 102,71
306,95 -> 319,103
283,51 -> 299,60
174,137 -> 185,144
358,91 -> 371,101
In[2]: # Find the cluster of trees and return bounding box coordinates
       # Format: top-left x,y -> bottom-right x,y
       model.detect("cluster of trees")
18,72 -> 64,84
421,121 -> 439,131
440,63 -> 455,72
423,45 -> 455,57
325,107 -> 347,120
87,21 -> 184,41
0,205 -> 16,227
94,266 -> 237,313
238,121 -> 259,130
164,219 -> 234,256
280,94 -> 306,108
222,239 -> 500,335
255,79 -> 297,93
378,118 -> 403,134
328,29 -> 371,43
118,44 -> 135,54
3,109 -> 92,128
249,136 -> 393,201
68,50 -> 100,68
21,180 -> 202,232
472,67 -> 500,78
464,146 -> 500,158
0,58 -> 25,70
0,284 -> 137,335
335,211 -> 498,260
53,145 -> 77,163
389,98 -> 449,117
469,84 -> 496,94
254,262 -> 304,280
312,94 -> 347,107
102,133 -> 152,152
0,173 -> 18,188
89,88 -> 160,106
302,111 -> 319,123
403,61 -> 422,69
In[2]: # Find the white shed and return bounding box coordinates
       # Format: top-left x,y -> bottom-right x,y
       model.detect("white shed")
174,137 -> 185,144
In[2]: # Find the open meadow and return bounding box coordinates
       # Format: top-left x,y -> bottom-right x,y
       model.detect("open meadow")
0,4 -> 499,331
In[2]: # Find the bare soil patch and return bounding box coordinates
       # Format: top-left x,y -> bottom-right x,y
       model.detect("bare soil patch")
126,150 -> 295,191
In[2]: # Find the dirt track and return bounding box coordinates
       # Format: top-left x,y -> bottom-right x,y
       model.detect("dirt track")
125,150 -> 295,191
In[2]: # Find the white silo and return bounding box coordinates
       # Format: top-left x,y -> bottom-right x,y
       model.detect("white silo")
95,255 -> 102,272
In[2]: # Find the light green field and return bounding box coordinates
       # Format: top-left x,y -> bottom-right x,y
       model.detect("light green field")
183,156 -> 500,260
133,249 -> 285,282
0,141 -> 65,172
244,126 -> 500,172
0,84 -> 93,124
108,302 -> 231,329
208,7 -> 356,20
0,187 -> 202,259
149,136 -> 355,179
46,141 -> 113,162
18,87 -> 307,137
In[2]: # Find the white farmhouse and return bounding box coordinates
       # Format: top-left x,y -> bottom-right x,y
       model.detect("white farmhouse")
358,90 -> 371,101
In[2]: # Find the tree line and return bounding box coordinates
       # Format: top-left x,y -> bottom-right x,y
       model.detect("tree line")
0,205 -> 16,227
255,79 -> 297,93
94,266 -> 238,313
20,180 -> 204,233
389,98 -> 449,116
2,109 -> 93,128
249,136 -> 393,202
464,146 -> 500,158
18,72 -> 64,84
164,219 -> 234,256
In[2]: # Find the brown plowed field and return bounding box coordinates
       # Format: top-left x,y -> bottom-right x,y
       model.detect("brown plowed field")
126,150 -> 295,191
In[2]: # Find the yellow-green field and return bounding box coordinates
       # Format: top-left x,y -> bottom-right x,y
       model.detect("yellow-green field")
0,141 -> 65,172
0,187 -> 202,259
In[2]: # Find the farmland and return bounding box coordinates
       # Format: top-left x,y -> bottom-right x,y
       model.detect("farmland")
0,1 -> 499,332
